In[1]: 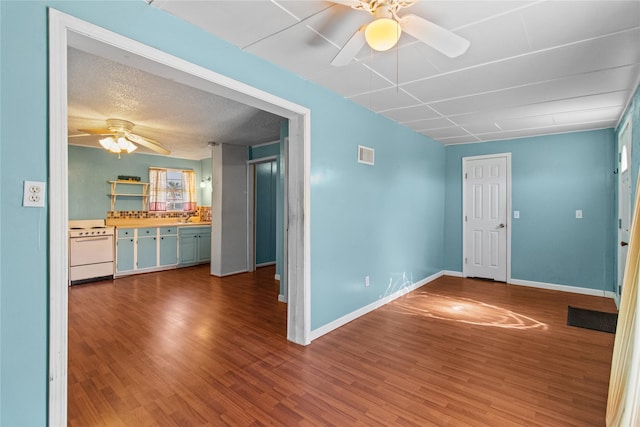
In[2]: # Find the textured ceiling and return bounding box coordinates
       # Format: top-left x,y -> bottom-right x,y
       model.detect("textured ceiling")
67,48 -> 284,160
149,0 -> 640,145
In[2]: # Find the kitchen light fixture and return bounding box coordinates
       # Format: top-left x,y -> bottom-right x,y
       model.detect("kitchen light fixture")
200,177 -> 211,188
99,135 -> 137,156
365,16 -> 402,51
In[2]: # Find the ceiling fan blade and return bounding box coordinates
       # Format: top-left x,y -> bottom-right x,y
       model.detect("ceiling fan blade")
331,25 -> 367,66
126,133 -> 171,155
76,127 -> 113,135
325,0 -> 367,7
399,14 -> 470,58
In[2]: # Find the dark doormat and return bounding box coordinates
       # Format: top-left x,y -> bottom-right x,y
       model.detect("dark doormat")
567,306 -> 618,334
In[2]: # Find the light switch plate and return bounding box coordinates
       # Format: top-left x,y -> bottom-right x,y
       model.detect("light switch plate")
23,180 -> 46,208
513,210 -> 520,219
576,210 -> 583,219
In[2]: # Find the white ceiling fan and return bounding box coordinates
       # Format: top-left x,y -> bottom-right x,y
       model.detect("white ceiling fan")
71,118 -> 171,156
329,0 -> 470,66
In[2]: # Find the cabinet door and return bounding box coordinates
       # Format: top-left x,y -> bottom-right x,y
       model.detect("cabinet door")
137,236 -> 158,269
197,232 -> 211,263
179,233 -> 197,265
116,238 -> 134,272
159,235 -> 178,266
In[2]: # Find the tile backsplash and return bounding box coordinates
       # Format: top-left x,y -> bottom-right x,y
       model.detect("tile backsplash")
108,206 -> 211,222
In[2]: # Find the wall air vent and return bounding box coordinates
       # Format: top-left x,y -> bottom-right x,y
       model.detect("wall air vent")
358,145 -> 375,165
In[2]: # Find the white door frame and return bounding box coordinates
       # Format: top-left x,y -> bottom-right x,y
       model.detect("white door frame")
462,153 -> 512,282
247,155 -> 278,272
617,117 -> 632,305
49,9 -> 311,427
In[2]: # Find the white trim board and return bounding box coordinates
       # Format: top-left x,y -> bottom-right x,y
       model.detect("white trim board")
49,9 -> 311,427
509,278 -> 616,299
309,271 -> 444,342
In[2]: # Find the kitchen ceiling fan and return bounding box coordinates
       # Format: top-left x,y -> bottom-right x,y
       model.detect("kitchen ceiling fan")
72,118 -> 171,157
329,0 -> 470,66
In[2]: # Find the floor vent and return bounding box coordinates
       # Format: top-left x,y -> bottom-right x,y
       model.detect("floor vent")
358,145 -> 374,165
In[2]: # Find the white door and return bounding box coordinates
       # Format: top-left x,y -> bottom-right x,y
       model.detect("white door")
463,155 -> 509,282
618,119 -> 632,301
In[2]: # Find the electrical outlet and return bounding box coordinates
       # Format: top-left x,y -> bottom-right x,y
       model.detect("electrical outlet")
365,275 -> 370,287
23,180 -> 46,208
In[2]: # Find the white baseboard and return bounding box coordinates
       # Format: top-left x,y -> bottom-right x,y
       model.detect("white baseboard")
274,274 -> 280,281
217,269 -> 248,277
309,271 -> 443,342
509,278 -> 616,299
256,261 -> 276,268
443,270 -> 464,277
278,294 -> 287,303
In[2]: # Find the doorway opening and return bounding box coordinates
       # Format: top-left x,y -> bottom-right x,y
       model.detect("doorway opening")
49,9 -> 310,426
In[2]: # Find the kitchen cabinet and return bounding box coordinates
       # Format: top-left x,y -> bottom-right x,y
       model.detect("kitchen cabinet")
116,225 -> 208,276
159,227 -> 178,266
116,234 -> 135,273
137,227 -> 158,270
179,226 -> 211,266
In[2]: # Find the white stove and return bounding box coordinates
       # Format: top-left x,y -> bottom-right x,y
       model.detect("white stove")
68,219 -> 115,285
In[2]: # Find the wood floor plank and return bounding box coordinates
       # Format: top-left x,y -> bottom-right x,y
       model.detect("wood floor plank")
69,267 -> 616,426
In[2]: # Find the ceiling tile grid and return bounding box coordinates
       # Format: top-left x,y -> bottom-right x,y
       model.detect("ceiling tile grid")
140,0 -> 640,147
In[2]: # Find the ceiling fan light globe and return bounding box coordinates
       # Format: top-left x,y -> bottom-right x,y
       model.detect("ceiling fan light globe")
365,18 -> 402,51
99,136 -> 115,150
108,143 -> 121,154
116,136 -> 129,149
125,141 -> 137,153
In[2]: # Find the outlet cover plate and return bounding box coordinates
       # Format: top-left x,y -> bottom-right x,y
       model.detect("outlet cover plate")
23,180 -> 46,208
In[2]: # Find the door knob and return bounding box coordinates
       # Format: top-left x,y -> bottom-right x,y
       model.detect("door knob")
621,241 -> 629,247
498,223 -> 505,229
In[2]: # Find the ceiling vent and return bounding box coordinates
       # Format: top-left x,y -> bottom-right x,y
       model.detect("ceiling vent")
358,145 -> 375,165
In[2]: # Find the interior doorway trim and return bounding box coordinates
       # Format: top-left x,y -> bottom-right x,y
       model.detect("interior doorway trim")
461,153 -> 512,282
49,9 -> 310,427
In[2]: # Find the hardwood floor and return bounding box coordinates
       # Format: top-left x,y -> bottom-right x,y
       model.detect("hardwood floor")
68,267 -> 617,426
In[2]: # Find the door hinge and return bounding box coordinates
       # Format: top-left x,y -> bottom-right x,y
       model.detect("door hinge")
619,153 -> 622,163
465,258 -> 468,264
619,218 -> 622,229
465,215 -> 467,222
464,172 -> 468,179
619,285 -> 622,295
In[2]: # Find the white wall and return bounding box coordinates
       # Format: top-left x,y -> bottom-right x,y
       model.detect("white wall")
210,144 -> 249,276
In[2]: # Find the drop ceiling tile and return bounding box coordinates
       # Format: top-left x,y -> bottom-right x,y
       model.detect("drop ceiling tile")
450,91 -> 630,126
552,106 -> 623,126
436,135 -> 481,145
349,87 -> 421,112
477,121 -> 616,142
380,105 -> 441,122
460,122 -> 505,134
366,43 -> 443,85
520,1 -> 640,51
245,23 -> 341,76
431,66 -> 638,116
152,0 -> 298,48
404,117 -> 455,131
494,115 -> 556,132
275,1 -> 331,20
310,62 -> 392,97
423,126 -> 470,139
420,8 -> 532,73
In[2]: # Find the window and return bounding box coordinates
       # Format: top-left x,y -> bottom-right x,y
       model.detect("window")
149,168 -> 197,212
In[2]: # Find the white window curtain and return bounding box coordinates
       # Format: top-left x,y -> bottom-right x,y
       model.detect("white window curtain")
149,168 -> 168,211
182,169 -> 197,211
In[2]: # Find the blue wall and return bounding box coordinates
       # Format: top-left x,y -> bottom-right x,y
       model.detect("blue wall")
69,145 -> 205,219
444,129 -> 616,291
0,2 -> 445,424
250,142 -> 279,266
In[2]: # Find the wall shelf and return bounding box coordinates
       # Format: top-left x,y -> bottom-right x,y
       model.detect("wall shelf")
108,181 -> 150,211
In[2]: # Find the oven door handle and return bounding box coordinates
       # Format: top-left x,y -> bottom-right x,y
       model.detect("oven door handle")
73,237 -> 111,243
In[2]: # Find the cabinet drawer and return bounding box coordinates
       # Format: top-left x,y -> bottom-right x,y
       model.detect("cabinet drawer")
117,228 -> 134,238
138,227 -> 157,236
160,226 -> 177,236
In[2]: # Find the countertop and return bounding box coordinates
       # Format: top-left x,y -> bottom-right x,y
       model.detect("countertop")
106,219 -> 212,228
